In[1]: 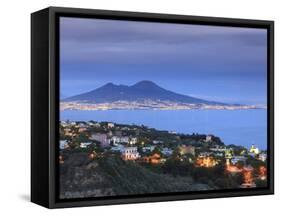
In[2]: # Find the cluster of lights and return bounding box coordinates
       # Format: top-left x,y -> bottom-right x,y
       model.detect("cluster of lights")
196,156 -> 217,168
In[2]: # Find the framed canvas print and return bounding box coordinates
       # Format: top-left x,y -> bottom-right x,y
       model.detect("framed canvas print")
31,7 -> 274,208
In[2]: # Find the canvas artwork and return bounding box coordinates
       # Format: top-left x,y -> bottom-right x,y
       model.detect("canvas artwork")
59,17 -> 268,199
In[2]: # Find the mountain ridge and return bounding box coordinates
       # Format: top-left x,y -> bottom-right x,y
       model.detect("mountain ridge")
63,80 -> 225,105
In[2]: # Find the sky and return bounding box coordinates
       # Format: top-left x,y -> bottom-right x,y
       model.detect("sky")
60,17 -> 267,105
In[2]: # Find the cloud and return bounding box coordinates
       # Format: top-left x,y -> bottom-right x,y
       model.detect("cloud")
60,17 -> 266,45
60,17 -> 267,67
59,17 -> 267,104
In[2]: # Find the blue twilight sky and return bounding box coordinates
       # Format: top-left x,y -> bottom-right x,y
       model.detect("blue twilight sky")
60,17 -> 267,105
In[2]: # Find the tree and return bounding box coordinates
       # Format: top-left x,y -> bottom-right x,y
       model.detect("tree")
151,146 -> 163,157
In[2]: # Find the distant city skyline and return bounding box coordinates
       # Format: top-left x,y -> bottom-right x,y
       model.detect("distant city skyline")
60,17 -> 267,105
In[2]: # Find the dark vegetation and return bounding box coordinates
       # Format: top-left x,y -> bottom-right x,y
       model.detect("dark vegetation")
60,153 -> 211,199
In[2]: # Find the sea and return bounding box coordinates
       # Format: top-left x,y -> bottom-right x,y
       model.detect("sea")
60,109 -> 267,150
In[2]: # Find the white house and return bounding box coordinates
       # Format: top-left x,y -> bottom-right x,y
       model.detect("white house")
91,122 -> 101,128
107,122 -> 115,128
231,156 -> 247,165
121,147 -> 140,160
80,142 -> 92,148
70,121 -> 76,126
142,146 -> 156,152
213,152 -> 224,157
129,137 -> 138,145
60,121 -> 68,127
161,147 -> 173,156
111,136 -> 130,145
90,133 -> 110,147
78,122 -> 87,127
205,135 -> 212,142
111,136 -> 119,145
60,140 -> 69,150
120,136 -> 128,143
258,153 -> 267,162
111,144 -> 124,152
152,140 -> 164,145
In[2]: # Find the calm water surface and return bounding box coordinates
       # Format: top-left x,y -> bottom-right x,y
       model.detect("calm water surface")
61,109 -> 267,150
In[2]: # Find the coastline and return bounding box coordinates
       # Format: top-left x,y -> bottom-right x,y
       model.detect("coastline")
60,101 -> 267,111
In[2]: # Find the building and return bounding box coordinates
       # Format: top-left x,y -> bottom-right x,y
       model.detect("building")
107,130 -> 113,137
78,127 -> 87,133
70,121 -> 76,126
111,136 -> 129,145
152,140 -> 164,145
121,147 -> 140,160
78,122 -> 87,127
196,156 -> 218,168
80,142 -> 92,148
110,136 -> 119,145
143,153 -> 161,164
110,144 -> 124,152
120,136 -> 129,144
64,128 -> 73,136
258,153 -> 267,162
88,121 -> 94,126
249,144 -> 260,155
60,121 -> 68,127
161,147 -> 173,156
90,133 -> 109,147
178,145 -> 195,156
142,146 -> 156,152
210,145 -> 227,152
91,122 -> 100,128
60,140 -> 69,150
198,152 -> 212,157
225,149 -> 233,166
213,152 -> 224,157
107,122 -> 114,128
231,156 -> 247,165
205,135 -> 212,142
129,137 -> 138,145
90,122 -> 101,128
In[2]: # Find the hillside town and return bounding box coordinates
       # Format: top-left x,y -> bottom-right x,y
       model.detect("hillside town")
59,120 -> 268,197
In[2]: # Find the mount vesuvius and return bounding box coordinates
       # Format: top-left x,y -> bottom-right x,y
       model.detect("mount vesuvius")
63,80 -> 225,105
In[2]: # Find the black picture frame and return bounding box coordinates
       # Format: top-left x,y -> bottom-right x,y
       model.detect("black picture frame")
31,6 -> 274,208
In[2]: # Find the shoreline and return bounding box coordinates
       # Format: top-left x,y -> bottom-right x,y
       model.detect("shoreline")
60,104 -> 267,112
59,119 -> 267,152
